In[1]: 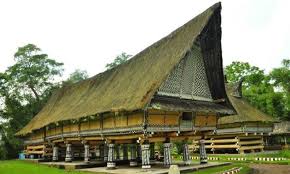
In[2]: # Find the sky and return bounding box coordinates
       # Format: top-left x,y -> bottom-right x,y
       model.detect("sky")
0,0 -> 290,79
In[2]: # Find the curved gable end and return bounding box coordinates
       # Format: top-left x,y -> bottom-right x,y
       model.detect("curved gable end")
17,2 -> 233,136
157,44 -> 212,101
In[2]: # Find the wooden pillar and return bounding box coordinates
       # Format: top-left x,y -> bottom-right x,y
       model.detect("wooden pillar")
52,145 -> 59,161
129,144 -> 137,167
65,143 -> 72,162
122,144 -> 128,160
84,144 -> 90,163
141,143 -> 151,169
183,143 -> 191,165
107,143 -> 116,169
163,143 -> 172,167
199,139 -> 207,164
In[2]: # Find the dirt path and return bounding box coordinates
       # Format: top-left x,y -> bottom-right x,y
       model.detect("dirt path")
250,164 -> 290,174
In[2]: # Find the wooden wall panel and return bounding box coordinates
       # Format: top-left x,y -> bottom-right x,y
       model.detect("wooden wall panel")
128,113 -> 143,126
81,121 -> 90,131
195,115 -> 207,127
55,126 -> 62,134
46,127 -> 56,136
207,115 -> 217,126
115,115 -> 127,127
63,125 -> 71,133
31,130 -> 44,140
195,113 -> 217,127
165,115 -> 179,125
90,120 -> 100,129
70,124 -> 79,132
46,129 -> 52,137
148,114 -> 164,125
103,116 -> 114,129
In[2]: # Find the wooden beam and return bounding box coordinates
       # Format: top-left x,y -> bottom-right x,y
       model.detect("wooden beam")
205,139 -> 239,144
83,137 -> 103,141
147,137 -> 166,143
205,145 -> 239,149
65,137 -> 81,141
106,134 -> 142,140
115,139 -> 136,144
27,145 -> 46,150
205,134 -> 241,139
239,140 -> 263,145
239,136 -> 262,139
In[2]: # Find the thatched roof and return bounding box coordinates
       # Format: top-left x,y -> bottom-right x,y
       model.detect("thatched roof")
218,83 -> 275,125
17,2 -> 232,136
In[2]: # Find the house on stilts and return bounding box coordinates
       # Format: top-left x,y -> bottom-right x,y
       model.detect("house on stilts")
16,2 -> 235,168
190,80 -> 276,154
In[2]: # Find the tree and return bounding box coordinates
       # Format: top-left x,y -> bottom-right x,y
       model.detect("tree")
225,61 -> 265,86
4,44 -> 63,103
269,59 -> 290,120
225,61 -> 289,120
270,59 -> 290,93
65,69 -> 89,84
0,44 -> 64,159
105,52 -> 132,70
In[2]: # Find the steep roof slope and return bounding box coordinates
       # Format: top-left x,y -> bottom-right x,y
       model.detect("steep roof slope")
218,84 -> 275,125
17,2 -> 229,135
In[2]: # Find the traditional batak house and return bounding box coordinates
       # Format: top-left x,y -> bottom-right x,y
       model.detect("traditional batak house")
16,2 -> 235,169
194,80 -> 275,154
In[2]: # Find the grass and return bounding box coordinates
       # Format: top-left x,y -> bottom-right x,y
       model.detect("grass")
0,160 -> 92,174
188,149 -> 290,165
190,164 -> 252,174
2,152 -> 288,174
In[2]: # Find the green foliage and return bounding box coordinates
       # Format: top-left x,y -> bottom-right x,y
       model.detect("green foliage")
64,69 -> 89,84
5,44 -> 63,102
225,60 -> 289,120
225,61 -> 265,86
105,52 -> 132,70
277,149 -> 290,159
270,59 -> 290,93
0,44 -> 64,159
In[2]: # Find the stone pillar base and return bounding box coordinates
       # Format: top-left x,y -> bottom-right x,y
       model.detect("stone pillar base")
52,157 -> 58,162
107,162 -> 116,169
129,161 -> 138,167
65,158 -> 72,162
142,165 -> 151,169
184,160 -> 191,165
84,158 -> 90,163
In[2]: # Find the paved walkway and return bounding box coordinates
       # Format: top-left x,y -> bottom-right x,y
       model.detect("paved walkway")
79,162 -> 231,174
250,164 -> 290,174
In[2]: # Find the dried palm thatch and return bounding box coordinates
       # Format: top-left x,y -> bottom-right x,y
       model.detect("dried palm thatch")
218,83 -> 275,125
17,2 -> 231,136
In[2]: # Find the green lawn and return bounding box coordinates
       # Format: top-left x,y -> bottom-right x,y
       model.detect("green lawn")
189,149 -> 290,165
0,160 -> 92,174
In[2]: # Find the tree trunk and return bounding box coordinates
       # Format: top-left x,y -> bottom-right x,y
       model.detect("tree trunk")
28,84 -> 40,101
